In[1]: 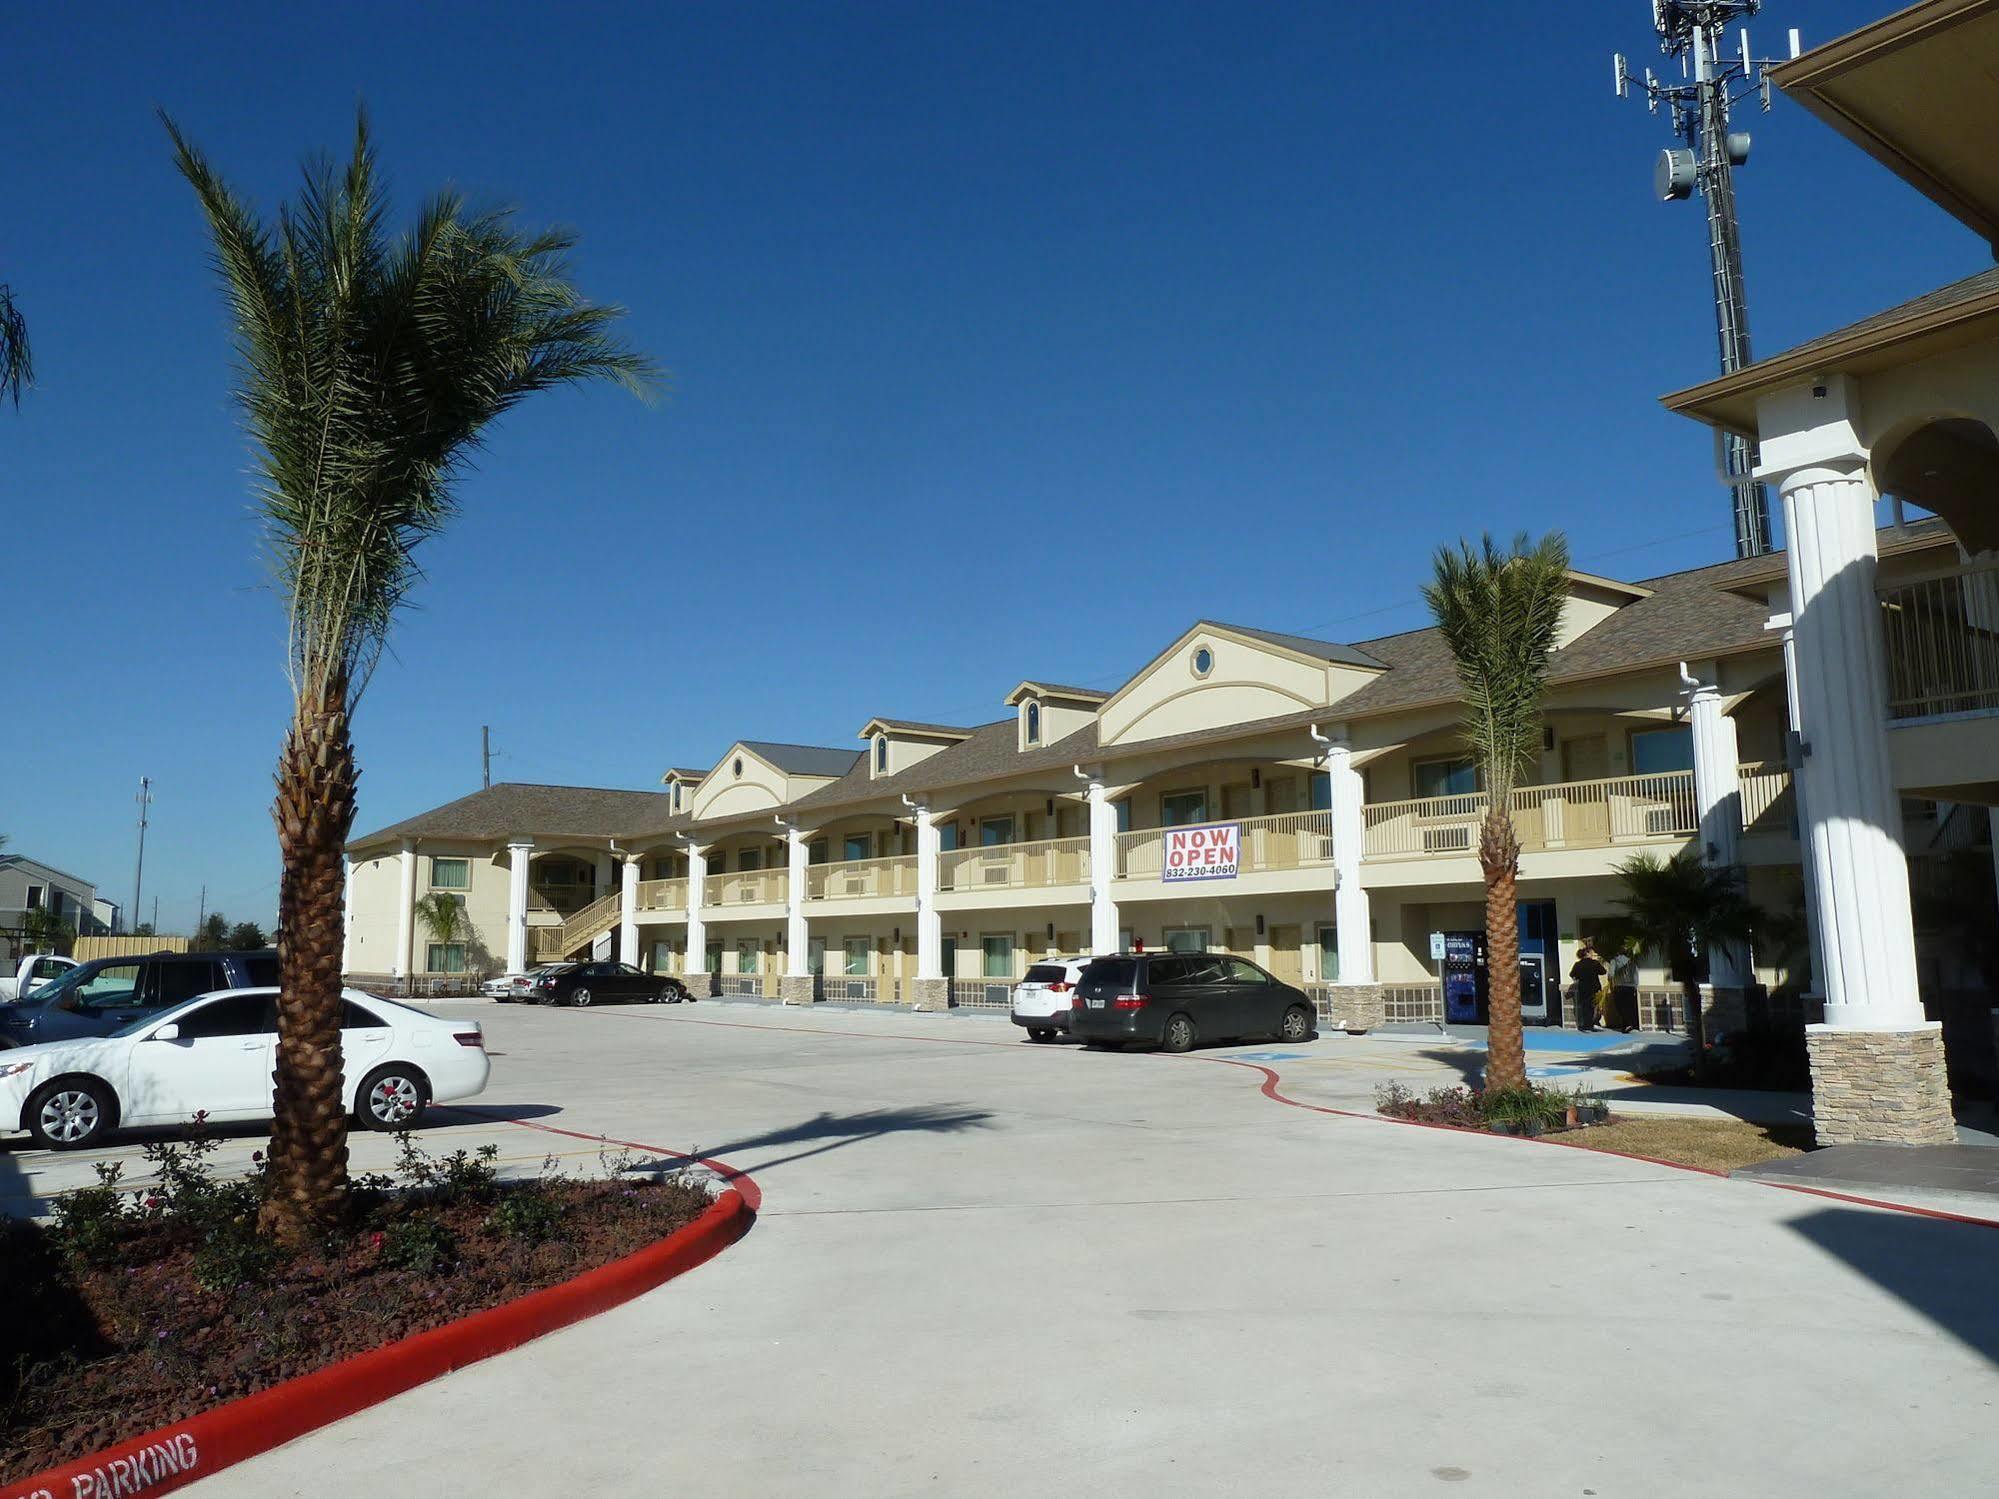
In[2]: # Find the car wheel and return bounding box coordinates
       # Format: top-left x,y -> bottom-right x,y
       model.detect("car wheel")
1160,1013 -> 1196,1053
571,987 -> 593,1008
659,984 -> 684,1004
1280,1005 -> 1313,1043
357,1065 -> 431,1131
27,1078 -> 115,1150
1030,1027 -> 1057,1043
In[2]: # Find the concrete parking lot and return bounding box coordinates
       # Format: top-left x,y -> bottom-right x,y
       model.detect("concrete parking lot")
7,1000 -> 1997,1496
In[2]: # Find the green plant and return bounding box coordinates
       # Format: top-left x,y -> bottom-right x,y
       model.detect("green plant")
489,1186 -> 563,1245
1423,531 -> 1572,1092
191,1218 -> 285,1292
394,1132 -> 500,1204
51,1162 -> 128,1267
381,1215 -> 457,1274
1477,1084 -> 1570,1130
20,904 -> 76,955
166,111 -> 654,1243
1606,849 -> 1761,1060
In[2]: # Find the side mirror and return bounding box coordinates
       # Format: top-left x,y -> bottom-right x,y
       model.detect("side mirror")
152,1023 -> 181,1042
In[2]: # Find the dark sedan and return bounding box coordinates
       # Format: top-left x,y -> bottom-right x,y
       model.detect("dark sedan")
1068,952 -> 1316,1052
532,962 -> 690,1007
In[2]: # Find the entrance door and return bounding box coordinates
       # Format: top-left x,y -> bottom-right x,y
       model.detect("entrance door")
1267,925 -> 1303,986
1558,736 -> 1611,843
807,937 -> 827,976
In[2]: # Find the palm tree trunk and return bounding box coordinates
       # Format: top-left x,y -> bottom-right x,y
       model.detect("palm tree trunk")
258,681 -> 359,1243
1480,806 -> 1527,1093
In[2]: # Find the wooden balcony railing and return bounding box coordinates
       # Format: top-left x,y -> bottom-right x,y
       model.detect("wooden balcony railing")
938,836 -> 1090,892
530,890 -> 623,960
807,855 -> 918,901
1362,770 -> 1700,862
1738,763 -> 1795,837
703,868 -> 788,906
637,877 -> 687,910
1114,809 -> 1335,880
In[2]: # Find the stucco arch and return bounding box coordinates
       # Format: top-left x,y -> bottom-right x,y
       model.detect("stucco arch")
1871,413 -> 1999,554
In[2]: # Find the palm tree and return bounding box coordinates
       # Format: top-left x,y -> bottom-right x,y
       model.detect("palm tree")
168,112 -> 654,1242
1606,849 -> 1759,1056
0,285 -> 29,408
20,905 -> 76,956
410,893 -> 469,971
1423,532 -> 1571,1092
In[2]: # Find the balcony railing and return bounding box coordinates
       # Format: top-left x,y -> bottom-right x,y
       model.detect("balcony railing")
1362,770 -> 1699,862
938,836 -> 1090,892
1738,763 -> 1795,837
530,890 -> 623,960
528,885 -> 605,916
1115,809 -> 1335,880
808,855 -> 918,901
638,877 -> 687,910
703,868 -> 788,906
1880,561 -> 1999,720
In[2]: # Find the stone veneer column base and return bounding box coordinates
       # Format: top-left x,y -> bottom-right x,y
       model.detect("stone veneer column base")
1805,1023 -> 1955,1147
679,970 -> 713,999
909,977 -> 951,1013
1698,985 -> 1748,1039
1325,984 -> 1385,1035
779,974 -> 817,1006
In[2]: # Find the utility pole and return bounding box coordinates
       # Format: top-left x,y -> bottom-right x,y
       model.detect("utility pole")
482,725 -> 492,790
1615,3 -> 1801,559
195,884 -> 206,940
132,776 -> 152,937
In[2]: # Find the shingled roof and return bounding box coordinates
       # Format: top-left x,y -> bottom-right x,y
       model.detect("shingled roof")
739,741 -> 865,778
349,783 -> 677,851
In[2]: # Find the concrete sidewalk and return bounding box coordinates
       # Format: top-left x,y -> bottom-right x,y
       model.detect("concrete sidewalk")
137,1002 -> 1999,1497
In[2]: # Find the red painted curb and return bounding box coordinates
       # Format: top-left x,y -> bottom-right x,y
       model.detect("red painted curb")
3,1180 -> 756,1499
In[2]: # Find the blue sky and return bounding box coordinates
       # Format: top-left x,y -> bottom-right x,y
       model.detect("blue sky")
0,0 -> 1978,933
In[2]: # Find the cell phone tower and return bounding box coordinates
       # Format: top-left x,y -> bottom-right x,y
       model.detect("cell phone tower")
1615,2 -> 1802,559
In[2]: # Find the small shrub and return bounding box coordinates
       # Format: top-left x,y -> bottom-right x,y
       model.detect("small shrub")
381,1215 -> 457,1274
1480,1084 -> 1570,1130
191,1218 -> 285,1293
489,1186 -> 563,1245
52,1162 -> 128,1267
395,1133 -> 499,1204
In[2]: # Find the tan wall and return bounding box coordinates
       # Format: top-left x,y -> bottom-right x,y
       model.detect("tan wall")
1101,630 -> 1343,747
346,840 -> 511,976
73,934 -> 190,960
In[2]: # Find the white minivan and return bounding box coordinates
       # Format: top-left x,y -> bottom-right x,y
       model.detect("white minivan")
1011,957 -> 1091,1043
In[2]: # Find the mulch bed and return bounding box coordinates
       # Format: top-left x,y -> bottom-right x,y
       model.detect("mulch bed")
1,1175 -> 711,1481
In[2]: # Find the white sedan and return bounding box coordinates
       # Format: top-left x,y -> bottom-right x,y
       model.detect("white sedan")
0,987 -> 490,1150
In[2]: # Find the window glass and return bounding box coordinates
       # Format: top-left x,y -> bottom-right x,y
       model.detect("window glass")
76,962 -> 142,1005
175,993 -> 273,1039
240,955 -> 280,987
938,823 -> 960,852
1319,924 -> 1340,983
1082,957 -> 1136,988
738,848 -> 762,872
1146,957 -> 1192,985
1414,758 -> 1478,798
981,935 -> 1013,978
1025,702 -> 1041,743
426,942 -> 467,973
341,999 -> 388,1030
1630,726 -> 1695,775
1114,800 -> 1131,833
1163,927 -> 1210,953
980,817 -> 1014,847
844,937 -> 870,976
843,833 -> 872,862
1022,965 -> 1067,984
1160,791 -> 1208,826
1311,773 -> 1331,812
430,857 -> 470,890
875,736 -> 888,772
29,957 -> 67,981
1224,958 -> 1266,985
154,960 -> 226,1007
737,940 -> 758,975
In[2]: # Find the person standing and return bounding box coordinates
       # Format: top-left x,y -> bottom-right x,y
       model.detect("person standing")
1606,943 -> 1638,1032
1569,943 -> 1607,1033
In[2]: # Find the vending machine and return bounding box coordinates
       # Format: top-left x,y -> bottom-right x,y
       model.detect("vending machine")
1441,930 -> 1488,1024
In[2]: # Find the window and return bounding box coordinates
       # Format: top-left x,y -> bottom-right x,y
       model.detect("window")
652,939 -> 676,972
844,937 -> 870,976
1163,927 -> 1210,953
151,960 -> 226,1008
672,783 -> 682,811
1146,956 -> 1194,985
342,999 -> 388,1030
738,848 -> 762,872
1192,645 -> 1214,677
980,816 -> 1014,847
939,823 -> 961,852
940,936 -> 958,977
737,939 -> 759,975
1082,956 -> 1136,988
426,942 -> 467,974
1115,800 -> 1131,833
1025,702 -> 1041,744
1318,923 -> 1339,983
24,884 -> 43,910
240,954 -> 280,987
981,934 -> 1013,978
733,756 -> 744,778
76,962 -> 142,1004
430,857 -> 470,890
1413,757 -> 1478,799
1311,773 -> 1331,812
843,832 -> 872,863
875,735 -> 888,773
175,993 -> 273,1039
1630,726 -> 1695,775
1160,790 -> 1208,826
1223,957 -> 1266,985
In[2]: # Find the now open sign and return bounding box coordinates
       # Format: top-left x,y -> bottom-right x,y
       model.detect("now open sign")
1162,822 -> 1240,882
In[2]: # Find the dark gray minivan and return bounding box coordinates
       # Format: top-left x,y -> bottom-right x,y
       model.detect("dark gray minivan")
0,950 -> 280,1049
1068,952 -> 1317,1052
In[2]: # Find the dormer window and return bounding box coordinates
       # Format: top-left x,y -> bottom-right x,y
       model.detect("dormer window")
733,757 -> 744,778
672,783 -> 682,811
874,734 -> 888,773
1025,701 -> 1041,744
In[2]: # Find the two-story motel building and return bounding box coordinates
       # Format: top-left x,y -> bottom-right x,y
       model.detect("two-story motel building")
345,523 -> 1994,1107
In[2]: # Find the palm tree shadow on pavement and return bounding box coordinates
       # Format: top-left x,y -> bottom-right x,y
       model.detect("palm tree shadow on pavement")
617,1106 -> 996,1179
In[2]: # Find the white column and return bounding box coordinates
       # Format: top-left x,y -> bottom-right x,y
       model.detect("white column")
1764,440 -> 1923,1027
1085,777 -> 1120,954
619,855 -> 640,966
1326,736 -> 1375,985
1778,619 -> 1828,1004
913,803 -> 942,978
684,842 -> 708,978
786,824 -> 810,976
505,840 -> 532,974
395,840 -> 417,979
1682,663 -> 1747,989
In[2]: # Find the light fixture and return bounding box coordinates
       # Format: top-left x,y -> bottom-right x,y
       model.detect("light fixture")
1256,914 -> 1266,937
1251,768 -> 1261,789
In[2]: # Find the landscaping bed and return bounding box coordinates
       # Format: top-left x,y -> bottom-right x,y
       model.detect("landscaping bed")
2,1128 -> 712,1481
1375,1081 -> 1610,1137
1560,1115 -> 1813,1172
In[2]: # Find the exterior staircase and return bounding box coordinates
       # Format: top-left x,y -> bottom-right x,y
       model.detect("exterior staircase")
531,891 -> 622,963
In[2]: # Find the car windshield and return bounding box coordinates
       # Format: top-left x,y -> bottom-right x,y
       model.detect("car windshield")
24,965 -> 94,1008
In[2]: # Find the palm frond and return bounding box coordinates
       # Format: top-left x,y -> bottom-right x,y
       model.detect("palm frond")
165,108 -> 660,709
0,284 -> 33,408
